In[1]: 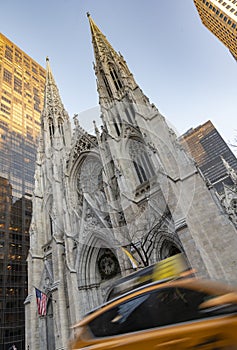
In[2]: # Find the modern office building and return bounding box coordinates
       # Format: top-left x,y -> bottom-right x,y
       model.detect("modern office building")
180,120 -> 237,193
193,0 -> 237,59
0,33 -> 45,350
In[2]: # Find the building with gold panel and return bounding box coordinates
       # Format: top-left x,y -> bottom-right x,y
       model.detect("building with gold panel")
193,0 -> 237,59
0,33 -> 45,350
180,120 -> 237,193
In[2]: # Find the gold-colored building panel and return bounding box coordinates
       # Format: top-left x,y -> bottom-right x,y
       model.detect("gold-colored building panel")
0,33 -> 45,139
194,0 -> 237,59
0,32 -> 46,349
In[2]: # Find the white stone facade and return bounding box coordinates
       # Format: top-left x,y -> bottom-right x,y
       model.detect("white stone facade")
25,16 -> 237,350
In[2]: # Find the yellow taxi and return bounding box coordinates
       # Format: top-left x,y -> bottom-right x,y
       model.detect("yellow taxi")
71,256 -> 237,349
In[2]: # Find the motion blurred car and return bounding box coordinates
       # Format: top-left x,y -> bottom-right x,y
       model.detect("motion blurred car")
71,257 -> 237,349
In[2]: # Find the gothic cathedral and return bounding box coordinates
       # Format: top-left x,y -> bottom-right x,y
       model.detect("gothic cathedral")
25,14 -> 237,349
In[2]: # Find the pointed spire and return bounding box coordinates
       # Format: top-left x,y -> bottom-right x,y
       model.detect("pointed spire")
40,57 -> 71,151
87,14 -> 137,103
43,57 -> 68,120
87,13 -> 118,66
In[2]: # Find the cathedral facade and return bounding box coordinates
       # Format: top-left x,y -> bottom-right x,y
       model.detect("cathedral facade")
25,15 -> 237,350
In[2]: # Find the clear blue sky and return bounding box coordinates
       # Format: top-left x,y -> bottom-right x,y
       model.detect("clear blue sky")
1,0 -> 237,148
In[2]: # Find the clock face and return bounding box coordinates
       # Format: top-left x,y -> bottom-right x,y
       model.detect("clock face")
98,250 -> 120,280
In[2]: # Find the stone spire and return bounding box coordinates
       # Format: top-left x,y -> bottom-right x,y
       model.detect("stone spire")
43,57 -> 69,120
87,13 -> 118,65
41,57 -> 71,151
87,13 -> 137,104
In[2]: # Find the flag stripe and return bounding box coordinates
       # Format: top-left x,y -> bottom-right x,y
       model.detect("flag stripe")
35,288 -> 48,316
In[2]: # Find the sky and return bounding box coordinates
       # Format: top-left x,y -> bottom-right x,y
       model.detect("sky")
1,0 -> 237,149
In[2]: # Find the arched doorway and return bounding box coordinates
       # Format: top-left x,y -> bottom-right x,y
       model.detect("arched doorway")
160,239 -> 182,260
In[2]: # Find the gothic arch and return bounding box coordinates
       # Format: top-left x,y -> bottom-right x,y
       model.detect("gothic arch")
67,150 -> 103,217
77,156 -> 103,195
76,233 -> 121,288
155,234 -> 183,261
108,63 -> 123,91
128,137 -> 155,184
58,117 -> 65,143
68,150 -> 101,192
48,117 -> 54,141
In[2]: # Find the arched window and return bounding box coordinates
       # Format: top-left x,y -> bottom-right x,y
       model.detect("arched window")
100,70 -> 113,98
133,160 -> 148,183
77,158 -> 103,194
58,117 -> 65,145
109,66 -> 123,91
129,139 -> 156,184
48,118 -> 54,145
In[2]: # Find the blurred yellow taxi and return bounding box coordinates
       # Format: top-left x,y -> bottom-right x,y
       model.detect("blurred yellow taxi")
71,256 -> 237,349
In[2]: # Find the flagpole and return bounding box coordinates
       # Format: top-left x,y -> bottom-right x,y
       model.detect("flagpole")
121,246 -> 139,269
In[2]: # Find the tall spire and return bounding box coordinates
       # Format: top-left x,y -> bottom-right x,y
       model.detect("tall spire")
41,57 -> 71,151
87,13 -> 137,103
87,13 -> 118,67
43,57 -> 69,121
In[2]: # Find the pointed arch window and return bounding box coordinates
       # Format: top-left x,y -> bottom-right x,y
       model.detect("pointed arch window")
109,66 -> 123,91
100,70 -> 113,98
58,117 -> 65,145
129,139 -> 156,184
48,118 -> 54,145
133,160 -> 148,183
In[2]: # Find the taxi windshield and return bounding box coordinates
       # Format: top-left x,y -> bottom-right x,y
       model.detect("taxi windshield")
88,287 -> 216,338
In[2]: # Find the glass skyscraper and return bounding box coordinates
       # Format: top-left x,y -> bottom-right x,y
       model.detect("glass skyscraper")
0,33 -> 45,349
180,120 -> 237,193
194,0 -> 237,60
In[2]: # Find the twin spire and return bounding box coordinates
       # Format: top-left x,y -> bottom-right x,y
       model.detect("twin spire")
43,56 -> 67,120
87,13 -> 137,101
87,12 -> 119,66
43,13 -> 136,121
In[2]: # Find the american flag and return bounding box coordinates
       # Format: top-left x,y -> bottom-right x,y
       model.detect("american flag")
35,288 -> 48,316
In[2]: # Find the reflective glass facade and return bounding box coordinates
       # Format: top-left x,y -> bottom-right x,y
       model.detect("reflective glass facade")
180,120 -> 237,193
194,0 -> 237,59
0,33 -> 45,350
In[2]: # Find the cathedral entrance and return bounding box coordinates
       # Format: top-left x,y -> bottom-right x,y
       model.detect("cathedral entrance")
160,239 -> 182,260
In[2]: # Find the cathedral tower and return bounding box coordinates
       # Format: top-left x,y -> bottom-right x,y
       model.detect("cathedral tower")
25,58 -> 79,350
87,13 -> 237,282
26,15 -> 237,350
